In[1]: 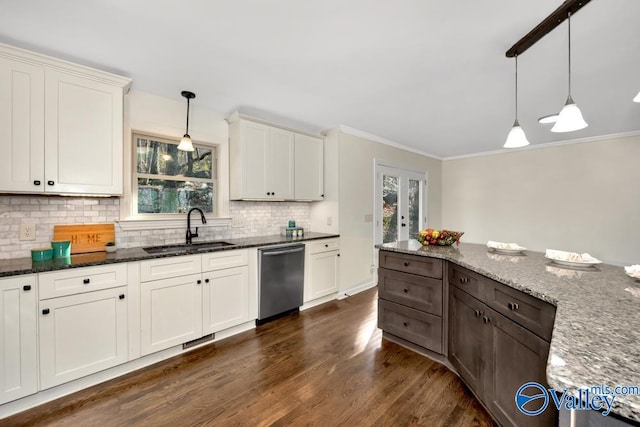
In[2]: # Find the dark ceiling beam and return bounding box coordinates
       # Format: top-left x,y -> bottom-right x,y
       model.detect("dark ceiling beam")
506,0 -> 592,57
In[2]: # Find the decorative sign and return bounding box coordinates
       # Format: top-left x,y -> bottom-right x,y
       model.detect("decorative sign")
53,224 -> 115,254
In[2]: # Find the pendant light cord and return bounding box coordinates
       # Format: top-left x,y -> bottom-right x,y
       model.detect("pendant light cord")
515,54 -> 519,119
185,98 -> 190,135
567,12 -> 572,98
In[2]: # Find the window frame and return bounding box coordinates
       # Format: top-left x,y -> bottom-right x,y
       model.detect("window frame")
131,132 -> 217,218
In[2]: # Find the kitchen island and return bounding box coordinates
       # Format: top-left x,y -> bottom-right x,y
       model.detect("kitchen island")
377,240 -> 640,424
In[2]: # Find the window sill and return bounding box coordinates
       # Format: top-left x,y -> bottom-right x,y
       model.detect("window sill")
116,217 -> 232,231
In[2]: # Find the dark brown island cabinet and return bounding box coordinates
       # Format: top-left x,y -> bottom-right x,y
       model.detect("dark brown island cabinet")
378,250 -> 558,427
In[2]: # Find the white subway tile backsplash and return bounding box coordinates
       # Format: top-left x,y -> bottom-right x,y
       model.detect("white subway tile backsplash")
0,195 -> 312,258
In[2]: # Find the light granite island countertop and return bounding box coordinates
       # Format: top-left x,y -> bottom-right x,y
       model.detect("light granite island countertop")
377,240 -> 640,423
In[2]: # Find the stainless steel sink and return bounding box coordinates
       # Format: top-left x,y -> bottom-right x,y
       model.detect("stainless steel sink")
143,241 -> 234,255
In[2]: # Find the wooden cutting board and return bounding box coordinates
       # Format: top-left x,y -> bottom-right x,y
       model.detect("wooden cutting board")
53,224 -> 115,254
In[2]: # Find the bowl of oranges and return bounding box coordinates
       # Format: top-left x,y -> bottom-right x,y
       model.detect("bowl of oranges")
417,229 -> 464,246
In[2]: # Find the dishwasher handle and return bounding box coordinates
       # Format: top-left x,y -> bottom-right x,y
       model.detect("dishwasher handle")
262,246 -> 305,256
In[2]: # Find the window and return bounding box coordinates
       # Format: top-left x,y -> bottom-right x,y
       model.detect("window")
133,133 -> 216,215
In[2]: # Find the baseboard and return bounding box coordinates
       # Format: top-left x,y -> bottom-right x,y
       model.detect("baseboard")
338,281 -> 377,299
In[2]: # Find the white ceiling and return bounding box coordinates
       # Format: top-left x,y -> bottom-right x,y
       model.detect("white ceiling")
1,0 -> 639,158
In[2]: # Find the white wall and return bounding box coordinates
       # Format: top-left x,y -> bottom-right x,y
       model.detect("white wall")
317,130 -> 442,292
442,135 -> 640,266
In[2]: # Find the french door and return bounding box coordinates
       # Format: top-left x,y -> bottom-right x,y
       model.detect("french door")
375,164 -> 426,244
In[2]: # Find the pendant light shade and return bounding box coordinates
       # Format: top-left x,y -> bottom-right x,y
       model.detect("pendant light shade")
178,91 -> 196,152
634,91 -> 640,103
504,55 -> 530,148
551,12 -> 587,133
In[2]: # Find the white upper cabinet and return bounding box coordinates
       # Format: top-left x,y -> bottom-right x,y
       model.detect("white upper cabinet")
228,112 -> 323,201
0,57 -> 45,193
0,43 -> 131,195
294,134 -> 324,200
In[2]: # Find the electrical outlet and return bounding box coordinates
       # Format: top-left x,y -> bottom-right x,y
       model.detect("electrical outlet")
19,224 -> 36,241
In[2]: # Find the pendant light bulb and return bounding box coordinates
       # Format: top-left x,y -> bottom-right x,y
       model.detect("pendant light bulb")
634,91 -> 640,103
551,12 -> 587,133
178,91 -> 196,152
504,54 -> 530,148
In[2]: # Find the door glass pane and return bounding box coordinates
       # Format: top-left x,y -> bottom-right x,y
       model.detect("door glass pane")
408,179 -> 421,239
382,175 -> 399,243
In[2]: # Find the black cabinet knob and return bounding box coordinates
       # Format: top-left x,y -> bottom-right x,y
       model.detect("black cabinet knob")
403,288 -> 409,293
119,294 -> 125,300
47,180 -> 54,186
205,278 -> 210,283
403,322 -> 408,327
337,254 -> 340,257
325,244 -> 329,247
42,308 -> 50,315
83,278 -> 90,284
321,194 -> 324,197
197,280 -> 202,284
403,262 -> 409,267
23,285 -> 31,291
33,180 -> 41,186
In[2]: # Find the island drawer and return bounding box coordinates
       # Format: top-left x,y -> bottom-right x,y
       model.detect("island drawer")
378,268 -> 443,316
448,263 -> 487,300
485,281 -> 556,342
378,300 -> 443,353
39,264 -> 128,300
379,251 -> 443,279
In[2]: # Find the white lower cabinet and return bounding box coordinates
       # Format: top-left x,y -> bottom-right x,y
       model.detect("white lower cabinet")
39,287 -> 128,389
305,239 -> 340,302
140,251 -> 251,356
140,273 -> 203,355
0,275 -> 38,404
203,266 -> 249,334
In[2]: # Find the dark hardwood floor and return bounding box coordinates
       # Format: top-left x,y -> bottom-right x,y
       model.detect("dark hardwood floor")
4,288 -> 495,426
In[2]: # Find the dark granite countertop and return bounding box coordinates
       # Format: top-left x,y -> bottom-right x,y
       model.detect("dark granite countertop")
0,232 -> 339,277
377,240 -> 640,422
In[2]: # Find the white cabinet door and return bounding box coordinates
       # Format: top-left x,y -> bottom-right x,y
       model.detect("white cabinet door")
140,274 -> 203,355
0,275 -> 37,404
203,266 -> 249,334
44,70 -> 123,195
0,57 -> 45,193
39,287 -> 128,389
241,120 -> 270,199
308,251 -> 340,301
269,127 -> 294,200
294,134 -> 323,200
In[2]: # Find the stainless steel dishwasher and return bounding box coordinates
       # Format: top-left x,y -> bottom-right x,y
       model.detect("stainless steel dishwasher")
258,244 -> 305,323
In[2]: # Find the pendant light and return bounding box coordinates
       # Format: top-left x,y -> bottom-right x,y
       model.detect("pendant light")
551,12 -> 588,133
177,91 -> 196,151
634,91 -> 640,103
504,54 -> 530,148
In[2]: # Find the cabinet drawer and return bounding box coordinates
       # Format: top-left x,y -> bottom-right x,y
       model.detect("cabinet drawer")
202,249 -> 248,272
39,264 -> 127,300
379,251 -> 443,279
140,255 -> 201,282
378,268 -> 442,316
485,281 -> 556,342
448,263 -> 487,300
378,299 -> 443,354
308,238 -> 340,254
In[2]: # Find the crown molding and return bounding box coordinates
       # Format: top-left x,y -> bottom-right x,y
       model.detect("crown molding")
443,130 -> 640,161
338,125 -> 443,160
0,42 -> 132,91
